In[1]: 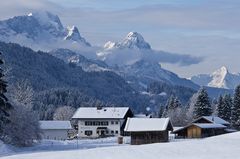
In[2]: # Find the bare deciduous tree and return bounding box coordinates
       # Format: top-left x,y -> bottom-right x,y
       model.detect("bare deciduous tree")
53,106 -> 76,120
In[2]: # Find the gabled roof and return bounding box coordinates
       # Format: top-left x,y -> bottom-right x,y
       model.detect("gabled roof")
72,107 -> 131,119
193,116 -> 230,125
124,118 -> 173,132
193,123 -> 226,129
39,121 -> 72,130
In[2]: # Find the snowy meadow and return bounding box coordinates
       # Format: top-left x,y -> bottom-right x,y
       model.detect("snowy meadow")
1,132 -> 239,159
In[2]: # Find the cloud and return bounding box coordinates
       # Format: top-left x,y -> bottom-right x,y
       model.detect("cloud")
0,0 -> 61,20
98,49 -> 203,66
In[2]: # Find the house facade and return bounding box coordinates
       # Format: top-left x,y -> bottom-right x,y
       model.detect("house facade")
39,120 -> 72,140
173,116 -> 231,138
124,118 -> 173,145
72,107 -> 133,138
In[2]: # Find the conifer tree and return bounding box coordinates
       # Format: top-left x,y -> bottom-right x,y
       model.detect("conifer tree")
193,88 -> 212,119
158,105 -> 165,118
222,94 -> 232,122
0,52 -> 12,134
232,85 -> 240,129
217,95 -> 224,118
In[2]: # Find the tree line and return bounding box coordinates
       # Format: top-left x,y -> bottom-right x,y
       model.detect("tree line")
159,86 -> 240,130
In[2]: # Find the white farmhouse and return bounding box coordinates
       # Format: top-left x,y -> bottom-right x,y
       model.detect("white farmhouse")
39,120 -> 72,140
72,107 -> 133,138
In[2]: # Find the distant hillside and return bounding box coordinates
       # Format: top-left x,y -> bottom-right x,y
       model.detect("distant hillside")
0,42 -> 148,111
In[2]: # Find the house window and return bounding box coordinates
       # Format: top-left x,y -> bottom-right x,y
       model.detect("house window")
111,121 -> 114,125
111,130 -> 114,134
85,121 -> 93,126
85,131 -> 93,136
106,130 -> 109,134
115,130 -> 118,134
101,121 -> 109,126
115,121 -> 118,124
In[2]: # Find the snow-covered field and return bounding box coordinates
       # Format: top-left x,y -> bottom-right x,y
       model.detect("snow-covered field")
0,137 -> 129,157
1,132 -> 240,159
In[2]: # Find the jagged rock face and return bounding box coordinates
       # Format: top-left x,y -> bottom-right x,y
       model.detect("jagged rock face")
191,66 -> 240,89
64,26 -> 91,46
103,32 -> 151,50
0,11 -> 91,50
119,32 -> 151,50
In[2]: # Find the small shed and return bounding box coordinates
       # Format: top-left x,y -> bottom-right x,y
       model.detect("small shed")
173,116 -> 230,138
124,118 -> 173,145
39,120 -> 72,140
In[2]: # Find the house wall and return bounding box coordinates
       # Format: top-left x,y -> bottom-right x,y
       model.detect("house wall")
130,131 -> 169,145
41,129 -> 69,140
78,119 -> 124,138
187,125 -> 202,138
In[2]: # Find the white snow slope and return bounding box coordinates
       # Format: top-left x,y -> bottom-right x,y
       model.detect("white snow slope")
1,132 -> 240,159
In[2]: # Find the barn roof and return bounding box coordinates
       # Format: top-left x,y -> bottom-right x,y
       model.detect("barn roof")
193,116 -> 230,125
72,107 -> 131,119
193,123 -> 226,129
39,121 -> 72,130
124,118 -> 173,132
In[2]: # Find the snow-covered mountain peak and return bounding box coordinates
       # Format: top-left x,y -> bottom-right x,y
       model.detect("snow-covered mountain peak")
64,26 -> 91,46
0,11 -> 91,50
208,66 -> 229,88
102,32 -> 151,50
191,66 -> 240,89
29,11 -> 64,31
121,32 -> 151,50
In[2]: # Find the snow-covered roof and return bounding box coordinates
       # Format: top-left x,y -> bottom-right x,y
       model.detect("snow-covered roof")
134,113 -> 152,118
39,121 -> 72,130
193,123 -> 226,129
124,118 -> 173,132
72,107 -> 130,119
193,116 -> 230,125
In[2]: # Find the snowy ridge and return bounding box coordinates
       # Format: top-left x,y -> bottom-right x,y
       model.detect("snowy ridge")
103,32 -> 151,50
64,26 -> 91,46
49,49 -> 110,72
191,66 -> 240,89
0,11 -> 91,50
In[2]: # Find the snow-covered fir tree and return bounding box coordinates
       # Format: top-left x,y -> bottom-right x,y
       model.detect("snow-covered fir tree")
232,85 -> 240,129
162,95 -> 186,126
217,95 -> 224,118
186,93 -> 198,122
0,52 -> 12,135
158,105 -> 165,118
193,88 -> 212,119
222,94 -> 232,122
162,95 -> 175,117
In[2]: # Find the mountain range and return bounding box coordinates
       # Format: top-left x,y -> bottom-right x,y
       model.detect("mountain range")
191,66 -> 240,89
0,11 -> 91,51
0,11 -> 236,115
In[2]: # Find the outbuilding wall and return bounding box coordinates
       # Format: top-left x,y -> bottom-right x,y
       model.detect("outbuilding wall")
41,129 -> 69,140
130,131 -> 169,145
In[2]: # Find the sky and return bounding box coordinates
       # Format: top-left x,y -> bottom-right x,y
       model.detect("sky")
0,0 -> 240,77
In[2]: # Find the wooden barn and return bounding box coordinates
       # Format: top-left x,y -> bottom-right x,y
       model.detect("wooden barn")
124,118 -> 173,145
173,116 -> 230,138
